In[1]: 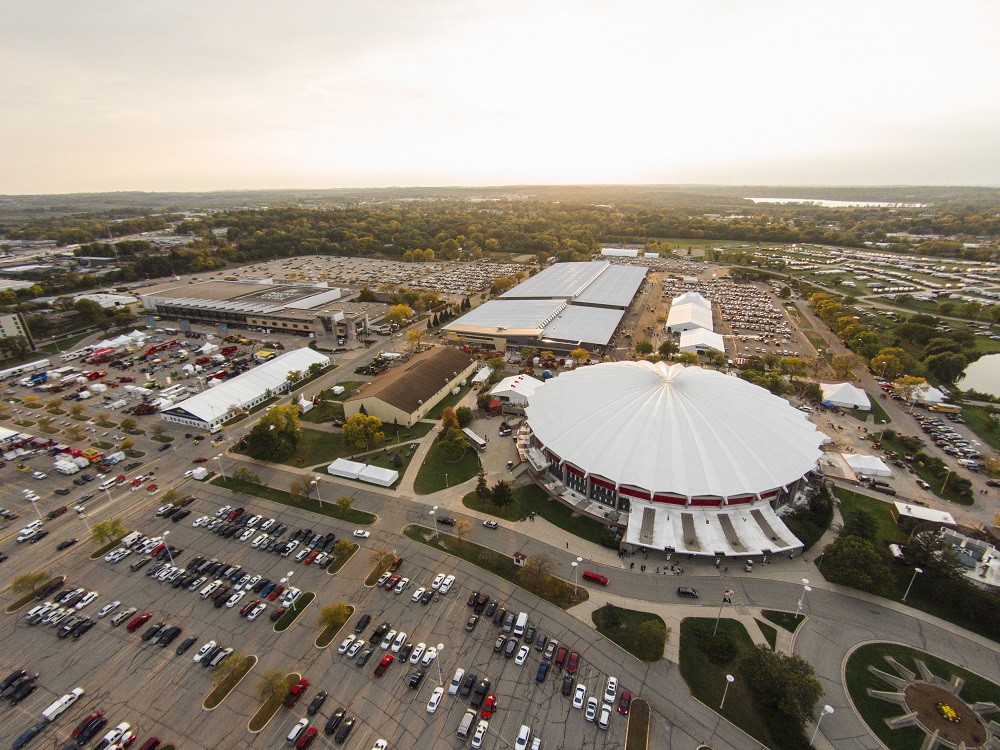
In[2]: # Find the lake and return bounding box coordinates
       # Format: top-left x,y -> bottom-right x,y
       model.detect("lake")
958,353 -> 1000,397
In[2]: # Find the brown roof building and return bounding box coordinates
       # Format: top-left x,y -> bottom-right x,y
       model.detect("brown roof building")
344,346 -> 477,427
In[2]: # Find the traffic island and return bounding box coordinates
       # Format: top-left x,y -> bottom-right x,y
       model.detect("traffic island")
4,575 -> 65,614
203,654 -> 257,710
592,605 -> 668,662
273,592 -> 315,633
761,610 -> 803,634
364,552 -> 396,587
89,537 -> 127,560
315,605 -> 354,649
247,672 -> 299,733
325,543 -> 358,576
625,698 -> 651,750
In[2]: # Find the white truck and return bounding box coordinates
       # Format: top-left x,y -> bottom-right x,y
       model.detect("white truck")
54,460 -> 81,475
104,451 -> 126,466
41,688 -> 84,722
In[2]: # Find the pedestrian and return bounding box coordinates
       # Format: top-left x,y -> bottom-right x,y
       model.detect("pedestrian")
715,559 -> 720,569
630,562 -> 634,570
724,566 -> 728,573
566,542 -> 569,549
656,567 -> 659,574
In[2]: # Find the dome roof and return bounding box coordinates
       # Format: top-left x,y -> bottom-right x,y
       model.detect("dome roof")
525,361 -> 825,499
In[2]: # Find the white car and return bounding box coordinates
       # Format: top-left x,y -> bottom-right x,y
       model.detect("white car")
100,723 -> 131,747
192,516 -> 209,527
420,646 -> 438,666
448,668 -> 465,695
430,573 -> 445,590
371,741 -> 387,750
225,591 -> 245,608
313,553 -> 329,566
346,639 -> 365,658
353,529 -> 370,538
439,574 -> 455,594
393,577 -> 410,594
252,534 -> 269,548
604,676 -> 618,704
183,470 -> 194,478
598,703 -> 612,730
193,640 -> 217,663
338,635 -> 356,654
75,591 -> 99,610
244,575 -> 261,591
471,720 -> 489,749
259,518 -> 275,531
482,520 -> 498,529
32,471 -> 47,480
108,731 -> 136,750
104,547 -> 126,562
294,548 -> 309,563
216,506 -> 232,517
411,587 -> 426,602
247,603 -> 267,621
286,718 -> 308,744
380,630 -> 397,650
238,528 -> 254,542
426,685 -> 444,713
515,645 -> 530,665
409,642 -> 426,664
281,588 -> 302,608
573,684 -> 587,709
585,696 -> 599,722
390,631 -> 407,653
376,572 -> 392,587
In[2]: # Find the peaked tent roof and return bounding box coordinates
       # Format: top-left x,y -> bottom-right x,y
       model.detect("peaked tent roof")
820,382 -> 871,410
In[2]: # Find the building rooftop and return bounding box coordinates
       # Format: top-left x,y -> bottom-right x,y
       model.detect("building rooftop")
574,265 -> 647,308
539,305 -> 623,347
443,299 -> 565,335
346,346 -> 474,415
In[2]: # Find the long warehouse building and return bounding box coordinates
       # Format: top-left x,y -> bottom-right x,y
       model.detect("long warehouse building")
160,347 -> 330,429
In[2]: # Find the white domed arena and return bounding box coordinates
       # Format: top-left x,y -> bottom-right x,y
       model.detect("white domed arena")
521,361 -> 826,557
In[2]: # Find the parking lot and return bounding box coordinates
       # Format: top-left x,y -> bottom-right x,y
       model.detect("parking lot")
1,474 -> 633,750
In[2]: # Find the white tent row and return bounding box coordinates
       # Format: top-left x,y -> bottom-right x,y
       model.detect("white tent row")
820,382 -> 871,410
842,453 -> 893,477
93,330 -> 148,351
327,458 -> 399,487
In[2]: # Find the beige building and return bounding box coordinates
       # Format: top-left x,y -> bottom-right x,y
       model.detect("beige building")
345,346 -> 477,427
0,313 -> 34,350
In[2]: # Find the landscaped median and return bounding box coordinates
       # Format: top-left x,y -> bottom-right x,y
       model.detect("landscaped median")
413,441 -> 481,495
4,575 -> 65,614
89,536 -> 127,560
403,524 -> 588,609
326,542 -> 358,575
592,605 -> 667,662
202,654 -> 257,710
273,592 -> 315,632
211,476 -> 375,525
624,697 -> 650,750
247,672 -> 299,733
315,603 -> 354,649
364,552 -> 396,587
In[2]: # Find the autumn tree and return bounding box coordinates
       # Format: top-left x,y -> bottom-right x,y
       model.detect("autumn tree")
336,495 -> 354,515
212,651 -> 248,687
454,519 -> 472,542
90,517 -> 127,546
385,304 -> 413,329
342,413 -> 384,450
318,602 -> 352,631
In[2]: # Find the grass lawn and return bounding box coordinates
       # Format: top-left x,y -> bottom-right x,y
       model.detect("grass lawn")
834,488 -> 909,545
211,476 -> 375,524
92,441 -> 114,450
326,543 -> 358,575
247,673 -> 299,733
384,420 -> 435,441
13,419 -> 35,427
5,590 -> 44,614
857,397 -> 892,425
404,525 -> 588,609
37,330 -> 94,355
591,604 -> 667,662
463,483 -> 619,547
203,655 -> 257,710
300,400 -> 345,424
274,592 -> 315,633
679,618 -> 777,749
315,605 -> 355,648
319,381 -> 362,401
431,384 -> 473,419
754,619 -> 778,650
961,403 -> 1000,452
846,643 -> 1000,750
761,610 -> 804,634
412,441 -> 481,495
625,698 -> 650,750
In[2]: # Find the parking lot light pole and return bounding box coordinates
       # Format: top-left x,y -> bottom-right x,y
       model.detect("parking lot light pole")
796,578 -> 811,619
161,530 -> 177,567
877,420 -> 888,443
310,478 -> 323,509
430,506 -> 438,540
436,643 -> 445,686
571,561 -> 579,595
214,454 -> 226,482
720,674 -> 735,709
902,567 -> 923,602
811,705 -> 834,745
77,510 -> 91,534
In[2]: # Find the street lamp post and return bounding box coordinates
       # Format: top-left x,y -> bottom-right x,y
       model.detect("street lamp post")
436,643 -> 445,686
941,467 -> 952,494
430,506 -> 438,540
877,419 -> 888,443
571,561 -> 579,595
161,530 -> 177,567
796,578 -> 812,619
445,473 -> 449,488
810,705 -> 834,745
310,479 -> 324,509
720,674 -> 735,709
902,567 -> 923,602
214,454 -> 226,482
77,510 -> 91,534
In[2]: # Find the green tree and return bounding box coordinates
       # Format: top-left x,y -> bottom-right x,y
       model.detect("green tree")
904,530 -> 962,579
870,348 -> 907,380
335,495 -> 354,515
658,340 -> 679,358
439,427 -> 470,461
476,391 -> 493,410
332,539 -> 354,558
831,353 -> 862,379
90,517 -> 127,546
212,651 -> 247,687
11,571 -> 50,594
285,369 -> 302,389
231,466 -> 261,489
675,352 -> 699,365
821,536 -> 893,595
342,413 -> 384,450
455,406 -> 473,427
634,340 -> 653,356
243,404 -> 303,460
120,438 -> 134,452
307,362 -> 323,379
491,479 -> 513,507
73,298 -> 105,325
475,472 -> 491,504
739,645 -> 822,725
923,351 -> 967,383
318,602 -> 352,630
119,417 -> 137,432
840,508 -> 879,543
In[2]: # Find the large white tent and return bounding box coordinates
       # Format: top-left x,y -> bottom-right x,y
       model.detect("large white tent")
843,453 -> 893,477
327,458 -> 398,487
490,374 -> 545,407
820,382 -> 871,410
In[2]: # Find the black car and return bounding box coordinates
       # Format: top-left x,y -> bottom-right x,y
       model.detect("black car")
324,707 -> 346,735
465,615 -> 479,632
76,716 -> 108,745
307,691 -> 328,715
333,716 -> 355,744
534,634 -> 547,653
419,589 -> 434,605
73,478 -> 87,486
1,674 -> 35,699
141,622 -> 166,642
0,670 -> 26,693
504,637 -> 518,658
28,529 -> 50,544
436,516 -> 456,526
56,538 -> 78,551
460,672 -> 477,698
253,578 -> 271,594
176,636 -> 198,655
467,591 -> 479,607
158,443 -> 171,452
157,626 -> 182,647
492,607 -> 507,627
562,674 -> 575,696
9,681 -> 37,705
12,721 -> 46,750
484,601 -> 498,618
471,678 -> 491,708
78,493 -> 95,503
81,473 -> 94,482
987,479 -> 1000,488
371,621 -> 391,642
354,614 -> 371,634
408,669 -> 426,689
55,488 -> 71,496
71,619 -> 96,639
171,510 -> 191,523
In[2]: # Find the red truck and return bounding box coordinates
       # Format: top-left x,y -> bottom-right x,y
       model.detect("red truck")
86,370 -> 107,381
283,679 -> 309,708
195,357 -> 211,366
220,346 -> 238,356
132,404 -> 156,416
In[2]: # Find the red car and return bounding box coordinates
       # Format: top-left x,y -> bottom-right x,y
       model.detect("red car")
72,711 -> 102,738
374,653 -> 393,677
136,739 -> 159,750
269,585 -> 285,601
303,551 -> 318,565
296,727 -> 318,749
192,457 -> 208,464
481,694 -> 498,719
554,644 -> 568,669
566,651 -> 580,675
240,598 -> 260,617
270,606 -> 287,622
131,478 -> 143,487
618,690 -> 632,715
283,678 -> 309,708
384,574 -> 401,591
127,612 -> 152,633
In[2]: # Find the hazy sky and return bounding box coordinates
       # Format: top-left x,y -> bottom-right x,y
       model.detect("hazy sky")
3,0 -> 999,193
